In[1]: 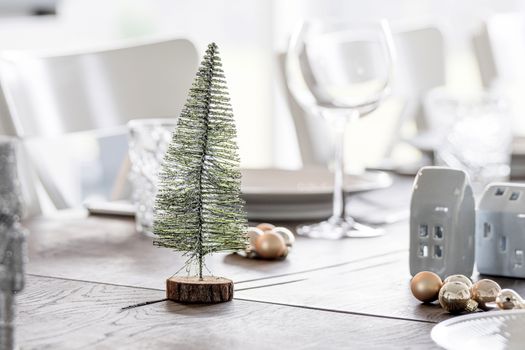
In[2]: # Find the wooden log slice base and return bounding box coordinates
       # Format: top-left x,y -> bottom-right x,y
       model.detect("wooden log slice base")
166,276 -> 234,303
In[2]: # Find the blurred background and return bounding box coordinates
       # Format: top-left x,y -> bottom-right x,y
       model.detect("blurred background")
1,0 -> 525,215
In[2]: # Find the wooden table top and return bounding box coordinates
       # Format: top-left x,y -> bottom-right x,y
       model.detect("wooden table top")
16,176 -> 525,349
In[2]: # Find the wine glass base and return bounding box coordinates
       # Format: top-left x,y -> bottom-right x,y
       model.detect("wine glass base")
296,217 -> 384,239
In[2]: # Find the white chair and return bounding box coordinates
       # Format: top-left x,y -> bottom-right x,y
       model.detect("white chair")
472,13 -> 525,136
0,37 -> 199,210
474,13 -> 525,88
279,25 -> 445,167
472,22 -> 497,89
393,25 -> 445,133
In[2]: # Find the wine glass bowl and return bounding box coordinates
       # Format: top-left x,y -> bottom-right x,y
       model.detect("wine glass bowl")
286,19 -> 395,239
306,31 -> 391,111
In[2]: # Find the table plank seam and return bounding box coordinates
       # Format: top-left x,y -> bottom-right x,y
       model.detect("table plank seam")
26,273 -> 305,294
26,249 -> 407,291
235,278 -> 306,291
234,298 -> 438,324
26,273 -> 165,292
26,274 -> 436,325
119,278 -> 306,310
235,249 -> 407,284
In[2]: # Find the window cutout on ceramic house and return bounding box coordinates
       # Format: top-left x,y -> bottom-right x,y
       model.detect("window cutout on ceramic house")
483,222 -> 491,238
419,243 -> 428,257
434,245 -> 443,258
495,188 -> 505,196
434,225 -> 444,239
515,250 -> 524,269
510,192 -> 520,201
418,224 -> 428,238
500,236 -> 507,252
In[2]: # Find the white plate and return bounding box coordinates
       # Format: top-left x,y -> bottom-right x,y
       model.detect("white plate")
241,168 -> 392,204
87,168 -> 392,220
431,309 -> 525,350
241,168 -> 392,220
85,200 -> 135,216
245,202 -> 332,221
87,200 -> 333,220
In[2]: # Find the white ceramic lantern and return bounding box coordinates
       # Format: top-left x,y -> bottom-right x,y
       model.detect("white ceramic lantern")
476,183 -> 525,278
409,167 -> 475,279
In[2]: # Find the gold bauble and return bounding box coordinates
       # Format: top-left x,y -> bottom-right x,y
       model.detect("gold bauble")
410,271 -> 443,303
443,274 -> 473,289
273,227 -> 295,246
281,246 -> 289,258
246,227 -> 264,251
439,281 -> 478,314
255,231 -> 286,259
471,279 -> 501,309
496,289 -> 525,310
256,223 -> 276,232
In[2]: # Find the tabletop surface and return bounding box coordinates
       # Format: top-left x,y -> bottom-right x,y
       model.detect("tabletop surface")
16,176 -> 525,349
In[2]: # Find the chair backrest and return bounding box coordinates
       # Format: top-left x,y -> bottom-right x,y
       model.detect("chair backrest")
472,14 -> 525,136
0,37 -> 199,210
472,22 -> 497,89
394,26 -> 445,130
280,25 -> 445,167
0,37 -> 198,137
473,13 -> 525,90
483,13 -> 525,86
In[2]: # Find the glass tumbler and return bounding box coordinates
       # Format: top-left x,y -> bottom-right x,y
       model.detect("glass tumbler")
425,89 -> 512,195
128,118 -> 177,236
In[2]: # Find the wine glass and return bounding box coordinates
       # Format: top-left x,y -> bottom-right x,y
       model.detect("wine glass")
286,19 -> 395,239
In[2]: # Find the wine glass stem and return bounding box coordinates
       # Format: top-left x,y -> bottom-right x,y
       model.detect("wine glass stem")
328,111 -> 358,222
331,123 -> 346,221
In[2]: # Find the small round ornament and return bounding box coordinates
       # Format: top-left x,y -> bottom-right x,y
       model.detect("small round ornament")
246,227 -> 264,251
471,279 -> 501,310
443,274 -> 473,289
256,223 -> 276,232
280,245 -> 289,258
255,231 -> 286,259
496,289 -> 525,310
272,227 -> 295,246
410,271 -> 443,303
439,281 -> 478,314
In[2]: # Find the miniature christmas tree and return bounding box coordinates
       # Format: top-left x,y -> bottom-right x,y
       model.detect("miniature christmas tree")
153,42 -> 248,303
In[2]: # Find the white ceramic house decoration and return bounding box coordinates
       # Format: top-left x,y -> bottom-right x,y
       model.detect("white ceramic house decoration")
477,183 -> 525,278
409,167 -> 475,278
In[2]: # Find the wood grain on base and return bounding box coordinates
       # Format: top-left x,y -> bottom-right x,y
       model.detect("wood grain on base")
166,276 -> 233,303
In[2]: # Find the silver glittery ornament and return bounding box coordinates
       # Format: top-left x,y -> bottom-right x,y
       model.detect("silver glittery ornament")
443,274 -> 473,289
471,279 -> 501,310
496,289 -> 525,310
438,281 -> 478,314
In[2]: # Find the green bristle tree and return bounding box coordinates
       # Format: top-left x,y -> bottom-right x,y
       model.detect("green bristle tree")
153,42 -> 248,281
